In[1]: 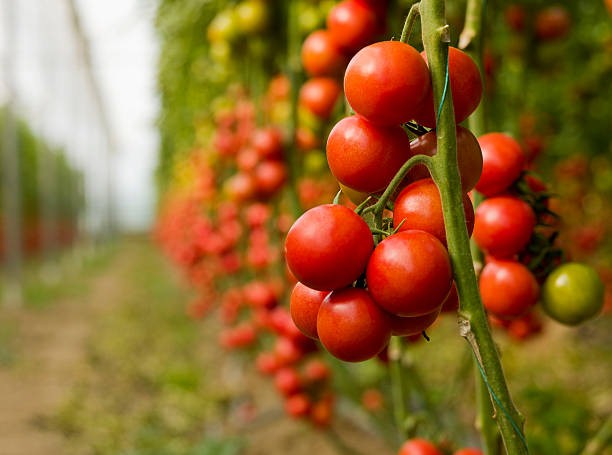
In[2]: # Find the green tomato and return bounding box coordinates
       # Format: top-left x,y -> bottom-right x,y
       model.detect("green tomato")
235,0 -> 268,35
541,262 -> 604,326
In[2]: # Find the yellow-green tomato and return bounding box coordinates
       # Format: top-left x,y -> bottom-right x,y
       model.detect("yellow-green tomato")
541,262 -> 605,326
235,0 -> 268,35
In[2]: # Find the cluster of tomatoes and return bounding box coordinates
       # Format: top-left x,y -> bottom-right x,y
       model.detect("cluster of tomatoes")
504,3 -> 571,41
398,438 -> 482,455
285,38 -> 484,362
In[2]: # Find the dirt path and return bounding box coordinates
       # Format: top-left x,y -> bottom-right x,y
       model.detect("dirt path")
0,246 -> 130,455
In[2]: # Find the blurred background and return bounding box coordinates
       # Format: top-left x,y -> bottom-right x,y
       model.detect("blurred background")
0,0 -> 611,454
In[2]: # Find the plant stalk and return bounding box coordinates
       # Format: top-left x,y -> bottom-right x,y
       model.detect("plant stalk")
420,0 -> 528,453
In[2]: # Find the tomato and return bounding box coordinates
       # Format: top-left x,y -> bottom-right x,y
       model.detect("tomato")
398,438 -> 443,455
326,115 -> 413,193
253,160 -> 287,197
236,147 -> 260,172
224,172 -> 256,202
344,41 -> 431,126
339,183 -> 370,205
413,47 -> 483,128
541,262 -> 605,325
441,281 -> 459,312
392,178 -> 475,246
251,127 -> 284,160
274,367 -> 302,396
475,133 -> 526,197
472,195 -> 535,258
207,9 -> 239,43
290,282 -> 328,339
317,287 -> 391,362
454,449 -> 483,455
235,0 -> 268,35
326,0 -> 378,53
303,358 -> 330,382
479,259 -> 539,319
505,4 -> 526,32
388,306 -> 441,336
407,126 -> 483,192
310,393 -> 334,427
366,230 -> 452,317
535,6 -> 571,41
284,204 -> 374,291
285,393 -> 311,417
299,77 -> 342,120
301,30 -> 350,77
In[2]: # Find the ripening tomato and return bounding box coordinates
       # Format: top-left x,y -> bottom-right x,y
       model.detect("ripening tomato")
326,115 -> 413,193
475,133 -> 526,196
541,262 -> 605,325
301,30 -> 350,77
398,438 -> 443,455
413,47 -> 483,128
392,178 -> 475,245
284,204 -> 374,291
479,259 -> 539,319
299,77 -> 342,119
473,195 -> 535,258
388,306 -> 441,336
290,282 -> 329,339
407,126 -> 483,192
366,230 -> 452,317
317,287 -> 391,362
454,449 -> 483,455
344,41 -> 431,125
326,0 -> 378,53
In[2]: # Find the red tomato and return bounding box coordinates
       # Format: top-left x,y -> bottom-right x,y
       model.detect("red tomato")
413,47 -> 483,128
407,126 -> 483,192
479,259 -> 539,319
392,178 -> 475,245
301,30 -> 350,77
344,41 -> 431,125
284,204 -> 374,291
317,287 -> 391,362
299,77 -> 342,119
473,195 -> 536,258
285,393 -> 311,418
254,160 -> 287,197
224,172 -> 256,202
388,306 -> 441,336
454,449 -> 484,455
251,127 -> 284,160
441,281 -> 459,312
398,438 -> 443,455
366,230 -> 452,317
289,282 -> 329,339
505,4 -> 526,32
326,115 -> 413,193
326,0 -> 378,53
303,358 -> 330,383
274,367 -> 303,396
475,133 -> 526,196
535,6 -> 571,41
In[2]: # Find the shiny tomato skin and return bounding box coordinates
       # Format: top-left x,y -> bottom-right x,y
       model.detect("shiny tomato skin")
344,41 -> 431,126
413,47 -> 483,128
393,178 -> 475,245
541,262 -> 605,326
479,259 -> 539,319
301,30 -> 350,78
317,287 -> 391,362
388,306 -> 441,336
475,133 -> 526,196
326,0 -> 378,53
473,195 -> 536,258
366,230 -> 452,317
290,282 -> 329,339
299,77 -> 342,120
285,204 -> 374,291
408,126 -> 483,192
398,438 -> 443,455
326,115 -> 413,193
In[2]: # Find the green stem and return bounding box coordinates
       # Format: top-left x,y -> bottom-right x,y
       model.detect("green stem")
475,364 -> 502,455
580,415 -> 612,455
420,1 -> 528,453
389,337 -> 410,442
400,2 -> 421,44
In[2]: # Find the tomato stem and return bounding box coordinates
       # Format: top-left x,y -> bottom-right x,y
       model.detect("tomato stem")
400,2 -> 421,44
580,414 -> 612,455
420,1 -> 528,453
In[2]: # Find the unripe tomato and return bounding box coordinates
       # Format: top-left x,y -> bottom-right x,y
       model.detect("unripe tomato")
398,438 -> 443,455
479,259 -> 539,319
392,178 -> 475,246
407,126 -> 483,192
235,0 -> 268,35
207,9 -> 239,42
339,183 -> 370,205
326,0 -> 378,53
326,115 -> 413,193
290,282 -> 329,339
388,306 -> 441,336
301,30 -> 350,78
285,204 -> 374,291
541,263 -> 604,325
366,230 -> 452,317
413,47 -> 483,128
299,77 -> 342,119
475,133 -> 526,197
472,195 -> 536,259
344,41 -> 431,126
317,287 -> 391,362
